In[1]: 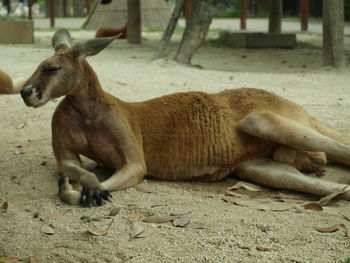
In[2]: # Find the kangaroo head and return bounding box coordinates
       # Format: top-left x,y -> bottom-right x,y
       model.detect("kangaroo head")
21,29 -> 116,108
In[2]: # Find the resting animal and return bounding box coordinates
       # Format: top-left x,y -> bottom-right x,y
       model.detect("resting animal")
20,29 -> 350,207
95,24 -> 127,38
0,69 -> 26,94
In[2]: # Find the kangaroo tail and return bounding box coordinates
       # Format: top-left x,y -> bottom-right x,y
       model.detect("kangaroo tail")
310,116 -> 350,147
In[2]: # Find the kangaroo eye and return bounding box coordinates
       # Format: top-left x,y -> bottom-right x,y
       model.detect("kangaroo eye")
45,66 -> 62,72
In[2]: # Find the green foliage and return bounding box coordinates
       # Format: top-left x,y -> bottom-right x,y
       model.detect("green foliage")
345,0 -> 350,21
213,8 -> 239,18
340,258 -> 350,263
37,0 -> 45,8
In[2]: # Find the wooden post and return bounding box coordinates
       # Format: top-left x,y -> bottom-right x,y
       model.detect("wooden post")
28,0 -> 33,19
184,0 -> 192,23
63,0 -> 67,17
127,0 -> 141,44
49,0 -> 55,28
268,0 -> 282,34
85,0 -> 92,14
240,0 -> 247,30
322,0 -> 345,68
300,0 -> 309,31
253,0 -> 258,16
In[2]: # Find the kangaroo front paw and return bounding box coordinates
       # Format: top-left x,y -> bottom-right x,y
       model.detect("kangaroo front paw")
80,173 -> 111,207
58,175 -> 82,205
81,187 -> 112,207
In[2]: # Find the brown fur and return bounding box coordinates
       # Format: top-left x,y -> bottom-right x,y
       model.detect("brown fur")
0,70 -> 19,94
21,29 -> 350,206
0,69 -> 26,94
95,25 -> 127,38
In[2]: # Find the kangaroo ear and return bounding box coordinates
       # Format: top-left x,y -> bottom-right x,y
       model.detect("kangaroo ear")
68,36 -> 117,60
52,29 -> 72,51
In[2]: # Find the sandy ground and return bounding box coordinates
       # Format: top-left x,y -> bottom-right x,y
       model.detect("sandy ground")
1,29 -> 350,263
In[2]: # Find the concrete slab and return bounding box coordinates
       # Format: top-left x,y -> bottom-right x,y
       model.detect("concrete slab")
219,32 -> 296,48
0,20 -> 34,44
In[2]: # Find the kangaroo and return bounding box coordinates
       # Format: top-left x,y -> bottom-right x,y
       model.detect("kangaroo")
0,69 -> 26,94
95,24 -> 127,38
20,29 -> 350,207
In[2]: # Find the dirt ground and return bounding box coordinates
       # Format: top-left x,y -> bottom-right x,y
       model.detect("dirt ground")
1,30 -> 350,263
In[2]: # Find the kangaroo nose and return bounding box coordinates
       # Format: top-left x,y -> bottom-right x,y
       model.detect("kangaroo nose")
20,85 -> 33,99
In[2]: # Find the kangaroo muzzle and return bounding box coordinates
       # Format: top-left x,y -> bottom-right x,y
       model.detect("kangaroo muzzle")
20,84 -> 34,99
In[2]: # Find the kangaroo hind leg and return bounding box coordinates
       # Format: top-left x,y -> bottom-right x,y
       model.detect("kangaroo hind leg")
235,158 -> 350,200
238,111 -> 350,167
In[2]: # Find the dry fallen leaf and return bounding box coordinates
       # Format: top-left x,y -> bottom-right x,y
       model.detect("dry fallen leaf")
256,247 -> 272,251
225,190 -> 248,198
0,201 -> 8,213
231,198 -> 264,207
318,189 -> 347,206
28,258 -> 42,263
227,198 -> 276,210
128,213 -> 141,222
185,222 -> 207,229
40,209 -> 71,221
135,228 -> 154,238
130,223 -> 145,238
16,123 -> 25,130
222,197 -> 295,211
11,176 -> 21,185
338,223 -> 349,237
109,207 -> 121,216
304,202 -> 323,211
228,181 -> 244,190
173,215 -> 191,227
339,212 -> 350,221
256,202 -> 296,212
143,215 -> 179,223
15,142 -> 31,154
135,185 -> 154,193
150,204 -> 168,208
276,198 -> 305,204
304,189 -> 347,211
314,225 -> 340,233
85,219 -> 114,236
228,181 -> 265,192
241,182 -> 265,192
222,196 -> 236,203
0,257 -> 24,262
41,225 -> 55,235
323,223 -> 348,238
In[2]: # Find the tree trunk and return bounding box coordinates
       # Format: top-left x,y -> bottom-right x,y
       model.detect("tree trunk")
45,0 -> 63,18
268,0 -> 282,34
152,0 -> 185,60
174,0 -> 213,65
127,0 -> 141,44
72,0 -> 85,17
322,0 -> 345,68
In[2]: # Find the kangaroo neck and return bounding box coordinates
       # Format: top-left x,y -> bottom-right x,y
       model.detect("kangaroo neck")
66,61 -> 109,119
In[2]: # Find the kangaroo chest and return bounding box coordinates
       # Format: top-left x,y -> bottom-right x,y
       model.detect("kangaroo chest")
80,117 -> 124,169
